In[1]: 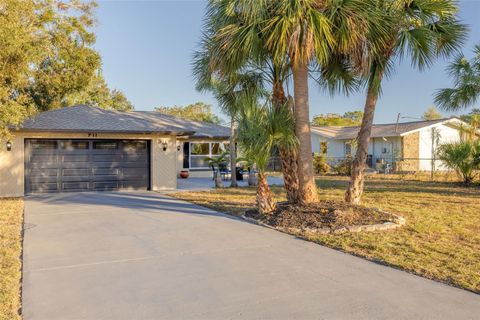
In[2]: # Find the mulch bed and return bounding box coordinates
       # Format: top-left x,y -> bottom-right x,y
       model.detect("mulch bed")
244,201 -> 399,233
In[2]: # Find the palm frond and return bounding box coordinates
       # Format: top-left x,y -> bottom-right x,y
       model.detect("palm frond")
434,45 -> 480,111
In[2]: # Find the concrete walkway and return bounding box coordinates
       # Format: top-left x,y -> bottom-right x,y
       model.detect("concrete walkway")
175,176 -> 284,191
23,192 -> 479,319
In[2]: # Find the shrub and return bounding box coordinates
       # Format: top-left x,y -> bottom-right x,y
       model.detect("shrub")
333,157 -> 352,176
437,140 -> 480,184
313,154 -> 330,174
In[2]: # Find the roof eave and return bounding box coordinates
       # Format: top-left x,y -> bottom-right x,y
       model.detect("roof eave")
178,135 -> 230,140
15,128 -> 196,136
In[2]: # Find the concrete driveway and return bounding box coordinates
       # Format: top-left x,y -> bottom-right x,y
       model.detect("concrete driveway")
23,192 -> 479,319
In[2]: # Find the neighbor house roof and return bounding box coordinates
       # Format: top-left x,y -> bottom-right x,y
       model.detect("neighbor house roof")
18,105 -> 230,139
311,118 -> 468,140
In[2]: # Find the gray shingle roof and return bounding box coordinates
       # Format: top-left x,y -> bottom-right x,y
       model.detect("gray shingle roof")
312,118 -> 460,139
18,105 -> 230,138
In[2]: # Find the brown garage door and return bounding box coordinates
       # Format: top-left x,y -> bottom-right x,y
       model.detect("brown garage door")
25,139 -> 150,193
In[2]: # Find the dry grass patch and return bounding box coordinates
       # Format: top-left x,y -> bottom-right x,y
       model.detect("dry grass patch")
0,198 -> 24,320
173,176 -> 480,293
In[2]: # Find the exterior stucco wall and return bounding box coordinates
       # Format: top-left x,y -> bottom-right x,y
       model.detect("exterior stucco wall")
0,134 -> 25,197
370,137 -> 402,164
0,131 -> 178,197
311,133 -> 344,164
311,132 -> 402,167
418,124 -> 461,171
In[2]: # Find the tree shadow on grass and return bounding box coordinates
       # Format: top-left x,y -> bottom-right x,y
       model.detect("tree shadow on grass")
315,177 -> 480,198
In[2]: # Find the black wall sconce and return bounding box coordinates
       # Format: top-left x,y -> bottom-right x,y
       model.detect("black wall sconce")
177,144 -> 181,151
6,141 -> 12,151
161,140 -> 168,151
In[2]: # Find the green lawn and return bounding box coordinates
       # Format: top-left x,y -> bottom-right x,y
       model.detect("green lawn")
0,198 -> 24,320
173,175 -> 480,293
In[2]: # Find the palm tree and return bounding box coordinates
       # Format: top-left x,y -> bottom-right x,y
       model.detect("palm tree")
265,0 -> 388,204
437,140 -> 480,184
236,97 -> 297,214
435,44 -> 480,112
345,0 -> 467,204
193,51 -> 265,188
198,0 -> 377,205
193,3 -> 301,203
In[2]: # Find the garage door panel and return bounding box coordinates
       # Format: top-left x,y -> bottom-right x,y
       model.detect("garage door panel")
91,175 -> 120,182
62,182 -> 90,191
93,168 -> 120,176
62,168 -> 90,177
92,154 -> 123,162
92,168 -> 116,175
121,161 -> 149,168
93,181 -> 120,190
25,139 -> 150,193
123,172 -> 148,179
30,183 -> 58,193
28,163 -> 60,170
61,163 -> 91,170
123,167 -> 148,177
30,168 -> 57,177
29,155 -> 58,164
30,176 -> 58,183
122,181 -> 149,189
92,162 -> 122,169
123,153 -> 148,161
61,177 -> 90,183
123,159 -> 148,166
62,155 -> 90,162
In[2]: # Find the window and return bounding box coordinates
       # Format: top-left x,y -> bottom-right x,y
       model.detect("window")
61,141 -> 89,150
31,140 -> 57,149
212,142 -> 229,155
345,142 -> 352,156
191,143 -> 209,155
93,141 -> 118,149
123,141 -> 147,150
189,142 -> 229,169
320,142 -> 328,154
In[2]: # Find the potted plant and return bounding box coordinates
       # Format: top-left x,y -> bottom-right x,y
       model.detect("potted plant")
205,152 -> 229,188
179,170 -> 189,179
237,157 -> 257,186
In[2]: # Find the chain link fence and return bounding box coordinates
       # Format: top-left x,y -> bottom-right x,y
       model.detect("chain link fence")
267,155 -> 464,182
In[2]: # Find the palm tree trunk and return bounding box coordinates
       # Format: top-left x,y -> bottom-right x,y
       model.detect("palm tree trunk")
214,171 -> 224,188
292,61 -> 319,204
256,172 -> 276,214
345,71 -> 383,204
272,79 -> 300,204
229,115 -> 238,187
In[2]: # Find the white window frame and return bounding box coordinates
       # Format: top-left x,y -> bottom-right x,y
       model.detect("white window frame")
189,142 -> 229,169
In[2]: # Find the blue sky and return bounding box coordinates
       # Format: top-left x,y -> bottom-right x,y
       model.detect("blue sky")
95,0 -> 480,124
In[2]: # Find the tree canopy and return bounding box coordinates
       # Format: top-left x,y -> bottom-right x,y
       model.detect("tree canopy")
422,106 -> 443,120
435,44 -> 480,112
0,0 -> 133,140
460,108 -> 480,123
155,102 -> 222,124
64,73 -> 133,112
312,111 -> 363,126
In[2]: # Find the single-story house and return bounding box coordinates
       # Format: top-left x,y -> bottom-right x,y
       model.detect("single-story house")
0,105 -> 230,197
311,117 -> 478,172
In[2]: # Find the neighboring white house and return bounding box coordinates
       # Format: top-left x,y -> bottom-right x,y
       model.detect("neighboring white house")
311,118 -> 478,172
